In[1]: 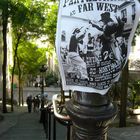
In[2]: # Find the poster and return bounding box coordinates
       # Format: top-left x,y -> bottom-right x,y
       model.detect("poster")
55,0 -> 140,95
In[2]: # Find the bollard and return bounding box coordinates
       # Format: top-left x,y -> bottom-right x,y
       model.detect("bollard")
66,92 -> 117,140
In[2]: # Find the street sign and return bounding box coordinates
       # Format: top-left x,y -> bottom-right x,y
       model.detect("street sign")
55,0 -> 140,95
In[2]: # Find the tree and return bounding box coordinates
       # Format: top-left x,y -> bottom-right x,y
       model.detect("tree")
12,41 -> 47,104
17,42 -> 47,76
0,0 -> 8,113
44,2 -> 58,45
9,0 -> 49,110
9,41 -> 47,105
119,62 -> 128,127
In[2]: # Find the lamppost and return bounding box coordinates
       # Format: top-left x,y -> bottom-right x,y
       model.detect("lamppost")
40,64 -> 47,108
65,92 -> 117,140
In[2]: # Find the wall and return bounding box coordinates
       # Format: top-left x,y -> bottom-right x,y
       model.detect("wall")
13,87 -> 61,104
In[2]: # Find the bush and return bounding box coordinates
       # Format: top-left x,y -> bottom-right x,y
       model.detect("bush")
128,80 -> 140,109
45,71 -> 59,87
6,98 -> 18,105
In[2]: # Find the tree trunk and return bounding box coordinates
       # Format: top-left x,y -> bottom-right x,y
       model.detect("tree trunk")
2,3 -> 8,113
17,56 -> 21,106
119,62 -> 128,127
21,87 -> 24,106
11,33 -> 22,111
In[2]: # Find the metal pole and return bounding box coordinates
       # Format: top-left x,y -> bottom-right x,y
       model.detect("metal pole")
41,72 -> 44,108
48,109 -> 51,140
65,92 -> 118,140
39,65 -> 47,123
40,65 -> 47,108
53,114 -> 56,140
67,121 -> 71,140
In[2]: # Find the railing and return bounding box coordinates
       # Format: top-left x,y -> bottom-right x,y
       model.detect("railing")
41,91 -> 72,140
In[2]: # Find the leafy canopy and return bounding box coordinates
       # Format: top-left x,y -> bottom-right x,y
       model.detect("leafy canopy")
17,41 -> 47,77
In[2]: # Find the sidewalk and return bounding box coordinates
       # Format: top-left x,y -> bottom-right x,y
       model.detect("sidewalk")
0,106 -> 46,140
109,125 -> 140,140
108,115 -> 140,140
0,106 -> 67,140
0,106 -> 28,136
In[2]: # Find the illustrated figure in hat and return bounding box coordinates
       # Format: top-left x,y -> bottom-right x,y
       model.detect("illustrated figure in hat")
67,27 -> 89,80
89,12 -> 125,62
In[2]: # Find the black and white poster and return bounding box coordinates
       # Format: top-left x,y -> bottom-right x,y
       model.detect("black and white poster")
55,0 -> 140,95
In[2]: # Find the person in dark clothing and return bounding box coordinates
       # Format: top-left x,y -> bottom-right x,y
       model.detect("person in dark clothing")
26,95 -> 32,113
33,96 -> 40,112
33,97 -> 37,112
36,96 -> 40,108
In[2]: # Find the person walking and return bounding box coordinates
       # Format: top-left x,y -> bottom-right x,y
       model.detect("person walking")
33,96 -> 40,112
26,95 -> 32,113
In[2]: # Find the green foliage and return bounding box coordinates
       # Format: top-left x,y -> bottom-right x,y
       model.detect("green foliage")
10,1 -> 29,26
0,0 -> 8,10
128,80 -> 140,109
16,41 -> 47,76
9,40 -> 48,85
9,0 -> 58,80
129,80 -> 140,96
44,2 -> 58,45
45,71 -> 58,87
10,0 -> 49,40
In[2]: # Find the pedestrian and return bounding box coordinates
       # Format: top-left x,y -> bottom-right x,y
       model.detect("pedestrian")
36,96 -> 40,109
26,95 -> 32,113
32,97 -> 37,112
33,96 -> 40,112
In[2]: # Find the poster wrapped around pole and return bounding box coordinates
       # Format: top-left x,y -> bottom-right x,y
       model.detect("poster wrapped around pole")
55,0 -> 140,95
